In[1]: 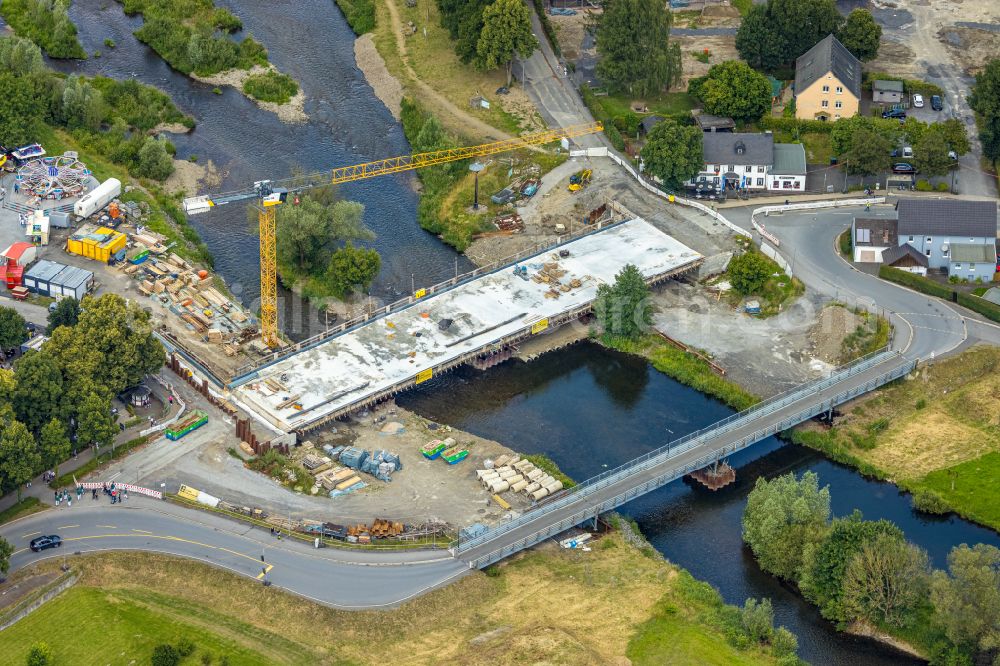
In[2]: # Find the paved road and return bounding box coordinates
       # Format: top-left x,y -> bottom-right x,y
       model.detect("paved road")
0,498 -> 466,609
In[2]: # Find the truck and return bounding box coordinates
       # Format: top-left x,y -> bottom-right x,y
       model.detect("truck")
74,178 -> 122,219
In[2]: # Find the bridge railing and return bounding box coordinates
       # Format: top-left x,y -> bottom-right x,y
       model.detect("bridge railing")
453,346 -> 901,554
463,358 -> 916,568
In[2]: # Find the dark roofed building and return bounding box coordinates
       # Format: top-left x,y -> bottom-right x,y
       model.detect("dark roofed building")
881,243 -> 929,272
897,199 -> 997,280
794,34 -> 861,121
700,133 -> 775,191
693,113 -> 735,133
851,217 -> 898,263
638,115 -> 665,136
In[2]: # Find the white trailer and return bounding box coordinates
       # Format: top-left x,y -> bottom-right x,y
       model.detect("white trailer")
74,178 -> 121,219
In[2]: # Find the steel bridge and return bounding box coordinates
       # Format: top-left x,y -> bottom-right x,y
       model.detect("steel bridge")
453,348 -> 916,568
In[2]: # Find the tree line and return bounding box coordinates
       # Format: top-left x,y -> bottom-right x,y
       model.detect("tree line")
0,0 -> 86,60
743,472 -> 1000,665
0,36 -> 192,182
436,0 -> 537,87
831,115 -> 970,178
969,59 -> 1000,166
0,294 -> 164,504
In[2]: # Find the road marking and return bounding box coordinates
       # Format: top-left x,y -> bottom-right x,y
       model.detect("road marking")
56,533 -> 273,569
108,472 -> 121,481
97,525 -> 117,529
58,525 -> 79,529
21,531 -> 41,538
132,529 -> 152,534
256,564 -> 273,580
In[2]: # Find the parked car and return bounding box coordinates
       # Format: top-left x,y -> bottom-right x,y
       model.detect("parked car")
912,94 -> 924,108
931,95 -> 944,111
882,108 -> 907,119
29,535 -> 62,552
892,163 -> 918,174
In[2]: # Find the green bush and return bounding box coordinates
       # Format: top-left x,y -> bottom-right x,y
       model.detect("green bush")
915,179 -> 934,191
878,266 -> 953,299
175,638 -> 196,658
151,644 -> 180,666
759,115 -> 834,134
839,229 -> 852,256
532,0 -> 561,57
242,70 -> 298,104
956,292 -> 1000,324
334,0 -> 375,35
936,181 -> 950,192
0,0 -> 86,59
911,488 -> 950,515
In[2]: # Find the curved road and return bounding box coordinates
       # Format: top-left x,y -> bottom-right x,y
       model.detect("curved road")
3,203 -> 996,605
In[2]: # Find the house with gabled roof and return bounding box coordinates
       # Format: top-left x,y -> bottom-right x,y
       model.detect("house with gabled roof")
794,34 -> 861,121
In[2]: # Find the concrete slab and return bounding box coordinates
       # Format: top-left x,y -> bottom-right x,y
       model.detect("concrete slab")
234,218 -> 701,432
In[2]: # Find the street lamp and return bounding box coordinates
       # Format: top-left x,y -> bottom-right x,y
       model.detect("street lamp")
469,162 -> 485,210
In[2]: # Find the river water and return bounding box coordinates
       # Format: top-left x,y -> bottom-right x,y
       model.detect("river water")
50,0 -> 470,337
399,343 -> 1000,666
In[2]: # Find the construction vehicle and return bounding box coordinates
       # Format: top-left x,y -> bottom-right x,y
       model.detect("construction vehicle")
182,121 -> 602,348
568,168 -> 592,192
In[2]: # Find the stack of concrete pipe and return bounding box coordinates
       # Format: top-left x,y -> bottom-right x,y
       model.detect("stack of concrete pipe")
475,459 -> 565,501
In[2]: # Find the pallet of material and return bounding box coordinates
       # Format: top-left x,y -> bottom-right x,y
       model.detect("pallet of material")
181,313 -> 207,333
169,253 -> 190,269
335,475 -> 362,491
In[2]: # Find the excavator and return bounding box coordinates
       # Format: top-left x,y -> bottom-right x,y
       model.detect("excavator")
182,121 -> 603,347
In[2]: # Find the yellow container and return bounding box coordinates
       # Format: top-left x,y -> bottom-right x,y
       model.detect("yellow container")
66,227 -> 126,263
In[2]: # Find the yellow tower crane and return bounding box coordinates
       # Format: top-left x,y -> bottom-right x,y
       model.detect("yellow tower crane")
182,121 -> 603,347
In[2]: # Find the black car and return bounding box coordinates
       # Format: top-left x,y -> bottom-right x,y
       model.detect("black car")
892,163 -> 917,174
930,95 -> 943,111
29,535 -> 62,552
882,109 -> 907,119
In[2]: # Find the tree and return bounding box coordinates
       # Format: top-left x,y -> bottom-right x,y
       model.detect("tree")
276,196 -> 335,274
932,118 -> 971,156
77,392 -> 117,453
595,0 -> 681,96
594,263 -> 652,340
769,0 -> 842,63
799,511 -> 904,622
12,351 -> 63,433
0,305 -> 27,352
0,71 -> 45,146
740,597 -> 774,643
62,75 -> 104,130
46,296 -> 80,333
772,627 -> 798,658
0,420 -> 40,502
735,5 -> 786,71
151,644 -> 181,666
135,136 -> 174,180
437,0 -> 491,63
73,294 -> 165,394
845,127 -> 892,176
0,35 -> 46,76
39,418 -> 71,478
727,251 -> 772,295
25,641 -> 52,666
837,9 -> 882,61
698,61 -> 772,123
475,0 -> 537,87
0,536 -> 12,577
742,471 -> 831,581
326,242 -> 381,298
842,534 -> 929,628
639,119 -> 702,189
968,59 -> 1000,163
930,544 -> 1000,655
43,325 -> 104,427
913,129 -> 954,177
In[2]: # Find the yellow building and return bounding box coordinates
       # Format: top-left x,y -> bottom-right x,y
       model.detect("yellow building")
794,34 -> 861,122
66,224 -> 126,263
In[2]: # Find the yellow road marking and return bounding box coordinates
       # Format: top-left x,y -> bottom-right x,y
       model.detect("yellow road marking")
97,524 -> 116,529
256,564 -> 274,580
59,534 -> 272,568
132,529 -> 152,534
58,525 -> 79,529
22,531 -> 41,538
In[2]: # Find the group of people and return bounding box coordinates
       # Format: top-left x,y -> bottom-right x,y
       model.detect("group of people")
101,482 -> 127,504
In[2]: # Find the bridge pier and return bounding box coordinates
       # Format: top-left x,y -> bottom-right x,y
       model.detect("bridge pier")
687,459 -> 736,491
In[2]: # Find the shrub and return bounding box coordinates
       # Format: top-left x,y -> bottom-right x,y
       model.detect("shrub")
151,644 -> 180,666
911,488 -> 950,515
740,597 -> 774,643
175,638 -> 195,657
334,0 -> 375,35
771,626 -> 798,657
728,251 -> 773,295
532,0 -> 561,56
0,0 -> 86,59
915,398 -> 927,410
104,38 -> 116,48
956,292 -> 1000,324
878,266 -> 953,299
26,642 -> 52,666
242,70 -> 298,104
915,179 -> 934,191
936,181 -> 950,192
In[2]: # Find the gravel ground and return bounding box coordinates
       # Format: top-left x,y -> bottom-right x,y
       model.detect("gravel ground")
354,33 -> 403,119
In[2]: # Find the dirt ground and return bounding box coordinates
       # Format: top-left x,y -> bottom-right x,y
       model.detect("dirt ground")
163,157 -> 220,195
155,399 -> 530,528
672,34 -> 740,90
354,33 -> 403,119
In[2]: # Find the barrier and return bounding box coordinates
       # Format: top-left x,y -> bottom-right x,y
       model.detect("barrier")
80,481 -> 163,499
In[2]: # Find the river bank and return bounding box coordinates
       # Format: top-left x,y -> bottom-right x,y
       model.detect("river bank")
0,532 -> 795,664
191,65 -> 307,123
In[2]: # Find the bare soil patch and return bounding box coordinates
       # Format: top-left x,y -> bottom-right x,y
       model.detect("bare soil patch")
937,26 -> 1000,76
354,33 -> 403,119
550,11 -> 595,61
163,158 -> 220,196
671,34 -> 739,90
808,305 -> 864,364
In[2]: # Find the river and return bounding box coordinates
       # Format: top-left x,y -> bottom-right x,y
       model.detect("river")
49,0 -> 471,337
398,343 -> 1000,666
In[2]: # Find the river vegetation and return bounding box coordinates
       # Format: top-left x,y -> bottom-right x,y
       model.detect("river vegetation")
792,346 -> 1000,534
743,471 -> 1000,664
1,532 -> 799,664
122,0 -> 298,103
334,0 -> 375,35
268,186 -> 381,302
242,70 -> 299,105
0,0 -> 86,59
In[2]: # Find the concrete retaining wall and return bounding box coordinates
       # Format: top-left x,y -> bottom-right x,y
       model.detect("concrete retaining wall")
0,573 -> 78,631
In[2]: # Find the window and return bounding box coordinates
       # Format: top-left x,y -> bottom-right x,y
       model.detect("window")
783,181 -> 794,189
943,248 -> 949,257
908,236 -> 914,242
926,237 -> 932,243
756,178 -> 764,186
757,166 -> 764,173
835,101 -> 843,109
834,114 -> 841,119
821,100 -> 829,107
794,181 -> 801,189
822,85 -> 830,92
836,86 -> 843,94
745,166 -> 752,173
772,181 -> 779,189
969,266 -> 975,272
926,249 -> 931,256
720,165 -> 728,173
954,263 -> 962,270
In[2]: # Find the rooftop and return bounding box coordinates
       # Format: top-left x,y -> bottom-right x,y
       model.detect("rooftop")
795,34 -> 862,99
771,143 -> 807,176
233,219 -> 702,432
702,132 -> 774,167
949,243 -> 996,263
897,199 -> 998,238
25,259 -> 66,282
882,243 -> 928,267
639,115 -> 665,134
693,113 -> 735,132
873,79 -> 904,93
853,217 -> 897,247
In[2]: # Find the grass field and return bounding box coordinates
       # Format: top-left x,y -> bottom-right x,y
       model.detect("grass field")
1,532 -> 790,664
594,91 -> 698,120
0,497 -> 44,525
792,347 -> 1000,530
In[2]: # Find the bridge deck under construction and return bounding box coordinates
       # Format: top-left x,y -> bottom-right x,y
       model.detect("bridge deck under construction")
232,218 -> 702,433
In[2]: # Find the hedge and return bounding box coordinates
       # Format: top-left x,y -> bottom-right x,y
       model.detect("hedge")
758,116 -> 833,134
580,84 -> 626,151
863,72 -> 944,97
532,0 -> 560,57
880,266 -> 1000,324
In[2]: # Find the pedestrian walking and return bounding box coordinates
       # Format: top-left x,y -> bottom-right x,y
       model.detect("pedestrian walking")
54,491 -> 59,505
92,488 -> 97,500
67,498 -> 71,507
123,490 -> 128,502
